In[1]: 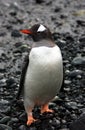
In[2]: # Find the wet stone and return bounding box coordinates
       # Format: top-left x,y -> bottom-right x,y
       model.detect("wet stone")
9,10 -> 17,16
64,80 -> 71,85
52,118 -> 60,127
19,112 -> 27,122
0,31 -> 6,37
14,42 -> 23,48
66,102 -> 78,110
54,6 -> 61,12
0,124 -> 12,130
72,56 -> 85,66
11,117 -> 19,123
6,77 -> 16,87
0,100 -> 10,113
59,128 -> 70,130
65,34 -> 74,42
49,102 -> 56,109
11,29 -> 22,37
76,20 -> 85,26
69,113 -> 85,130
18,125 -> 27,130
35,0 -> 44,4
57,39 -> 66,48
0,63 -> 6,72
29,127 -> 37,130
0,116 -> 10,124
0,48 -> 4,57
64,87 -> 70,92
60,13 -> 68,19
79,36 -> 85,45
6,24 -> 12,30
67,70 -> 83,78
8,2 -> 21,10
61,119 -> 67,124
0,78 -> 7,87
71,114 -> 77,120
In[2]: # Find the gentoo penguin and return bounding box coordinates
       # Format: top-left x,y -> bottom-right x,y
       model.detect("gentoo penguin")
18,24 -> 63,125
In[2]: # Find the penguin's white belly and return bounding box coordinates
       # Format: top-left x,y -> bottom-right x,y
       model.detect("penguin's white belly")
24,46 -> 63,106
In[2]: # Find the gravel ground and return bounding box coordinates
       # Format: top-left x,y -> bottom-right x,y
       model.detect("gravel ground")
0,0 -> 85,130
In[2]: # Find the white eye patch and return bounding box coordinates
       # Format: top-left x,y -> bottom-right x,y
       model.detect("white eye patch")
37,24 -> 46,32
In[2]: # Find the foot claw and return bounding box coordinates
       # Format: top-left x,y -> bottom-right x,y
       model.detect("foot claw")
41,104 -> 54,113
27,115 -> 36,125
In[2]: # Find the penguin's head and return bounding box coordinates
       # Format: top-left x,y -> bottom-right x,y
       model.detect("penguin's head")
20,24 -> 53,42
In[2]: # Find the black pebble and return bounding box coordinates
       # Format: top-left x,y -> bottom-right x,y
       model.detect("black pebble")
69,113 -> 85,130
76,20 -> 85,26
72,57 -> 85,66
35,0 -> 44,4
14,42 -> 23,48
6,77 -> 16,87
19,112 -> 27,122
11,30 -> 22,37
18,125 -> 27,130
0,124 -> 12,130
9,11 -> 17,16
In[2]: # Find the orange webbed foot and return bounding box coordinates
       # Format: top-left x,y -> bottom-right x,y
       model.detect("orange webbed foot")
27,115 -> 36,125
41,104 -> 54,113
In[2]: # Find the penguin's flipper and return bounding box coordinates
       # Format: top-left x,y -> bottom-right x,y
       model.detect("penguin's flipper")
16,55 -> 29,99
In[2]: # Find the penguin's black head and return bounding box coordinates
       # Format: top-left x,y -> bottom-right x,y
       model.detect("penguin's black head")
20,24 -> 53,42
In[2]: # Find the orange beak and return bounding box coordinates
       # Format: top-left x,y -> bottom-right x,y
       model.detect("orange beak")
20,29 -> 32,34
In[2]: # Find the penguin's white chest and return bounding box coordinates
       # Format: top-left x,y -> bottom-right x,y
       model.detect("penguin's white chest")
24,46 -> 63,105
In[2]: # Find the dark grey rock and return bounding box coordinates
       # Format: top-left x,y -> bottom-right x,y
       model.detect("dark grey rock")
0,63 -> 6,72
54,6 -> 61,12
64,80 -> 71,85
57,39 -> 66,48
18,125 -> 27,130
29,127 -> 37,130
67,70 -> 83,78
81,108 -> 85,113
7,1 -> 21,11
11,117 -> 19,123
64,87 -> 70,92
79,36 -> 85,45
66,102 -> 78,110
0,78 -> 7,87
0,48 -> 4,57
6,77 -> 16,87
14,42 -> 23,48
49,102 -> 56,109
35,0 -> 44,4
76,20 -> 85,26
72,57 -> 85,66
0,116 -> 10,124
11,29 -> 22,37
69,113 -> 85,130
60,13 -> 68,19
52,118 -> 60,127
9,10 -> 17,16
0,31 -> 6,36
71,114 -> 77,120
59,128 -> 70,130
19,112 -> 27,122
0,124 -> 12,130
0,100 -> 10,113
61,119 -> 67,124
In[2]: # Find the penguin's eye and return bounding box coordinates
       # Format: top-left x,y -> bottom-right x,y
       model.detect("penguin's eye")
37,24 -> 46,32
